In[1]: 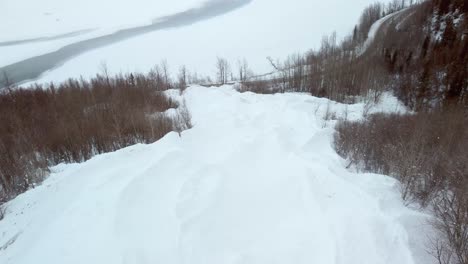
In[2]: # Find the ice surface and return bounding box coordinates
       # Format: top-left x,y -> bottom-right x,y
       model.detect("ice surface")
0,0 -> 204,42
3,0 -> 395,83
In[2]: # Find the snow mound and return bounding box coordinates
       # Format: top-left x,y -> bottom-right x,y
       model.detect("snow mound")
0,86 -> 432,264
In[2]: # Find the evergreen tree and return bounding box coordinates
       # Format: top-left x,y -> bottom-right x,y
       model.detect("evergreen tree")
441,17 -> 457,48
438,0 -> 451,14
416,62 -> 432,110
420,36 -> 430,59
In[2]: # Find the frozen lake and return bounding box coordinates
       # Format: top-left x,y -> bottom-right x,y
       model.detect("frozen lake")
1,0 -> 393,86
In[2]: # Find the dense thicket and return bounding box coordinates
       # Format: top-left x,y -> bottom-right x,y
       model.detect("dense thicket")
328,2 -> 467,263
0,73 -> 190,203
335,109 -> 467,264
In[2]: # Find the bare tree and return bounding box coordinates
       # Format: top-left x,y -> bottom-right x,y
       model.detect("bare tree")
1,71 -> 14,94
161,59 -> 170,89
149,65 -> 164,90
178,65 -> 188,92
237,58 -> 249,83
216,57 -> 230,84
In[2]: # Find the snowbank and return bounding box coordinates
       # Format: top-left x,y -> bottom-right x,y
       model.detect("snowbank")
0,86 -> 433,264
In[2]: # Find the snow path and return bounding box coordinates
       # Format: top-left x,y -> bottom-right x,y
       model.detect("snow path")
0,86 -> 432,264
358,8 -> 409,56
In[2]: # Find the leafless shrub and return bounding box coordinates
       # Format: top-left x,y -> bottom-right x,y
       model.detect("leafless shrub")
335,106 -> 467,264
178,65 -> 188,93
431,189 -> 468,264
173,100 -> 193,134
433,237 -> 455,264
0,206 -> 4,221
239,79 -> 283,94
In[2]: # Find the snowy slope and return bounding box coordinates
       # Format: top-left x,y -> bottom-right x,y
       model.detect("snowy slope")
0,86 -> 434,264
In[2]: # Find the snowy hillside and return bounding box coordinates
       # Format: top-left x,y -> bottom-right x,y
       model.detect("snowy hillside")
0,86 -> 433,264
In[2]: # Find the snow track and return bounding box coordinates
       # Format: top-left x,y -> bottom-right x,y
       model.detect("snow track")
0,86 -> 432,264
358,8 -> 409,56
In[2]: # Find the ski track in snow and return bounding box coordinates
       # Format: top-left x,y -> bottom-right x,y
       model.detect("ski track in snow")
0,86 -> 433,264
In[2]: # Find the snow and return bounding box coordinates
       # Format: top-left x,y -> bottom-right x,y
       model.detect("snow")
0,0 -> 207,68
0,0 -> 204,42
0,85 -> 434,264
8,0 -> 395,84
358,8 -> 408,56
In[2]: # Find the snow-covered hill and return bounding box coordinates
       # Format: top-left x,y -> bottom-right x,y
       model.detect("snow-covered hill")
0,86 -> 433,264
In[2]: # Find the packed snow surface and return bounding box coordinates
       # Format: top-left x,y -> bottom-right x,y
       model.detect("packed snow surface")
0,86 -> 433,264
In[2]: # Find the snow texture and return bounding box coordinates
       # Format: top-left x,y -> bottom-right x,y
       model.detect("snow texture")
0,86 -> 434,264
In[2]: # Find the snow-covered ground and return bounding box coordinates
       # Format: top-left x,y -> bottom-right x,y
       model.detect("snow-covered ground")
0,86 -> 434,264
2,0 -> 395,84
0,0 -> 204,42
